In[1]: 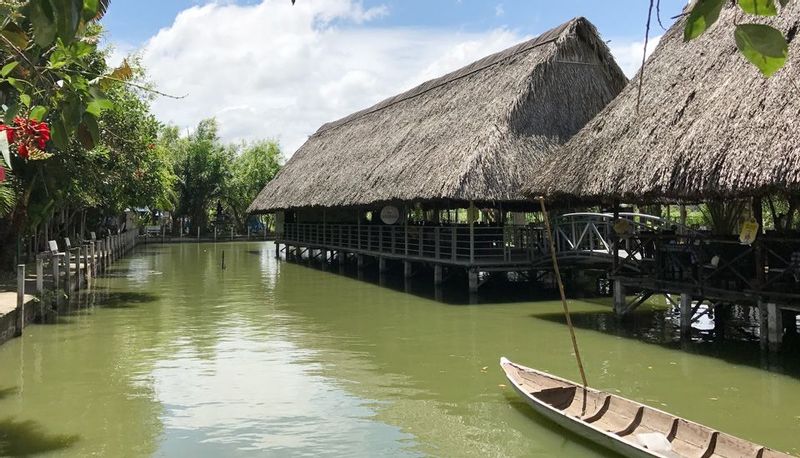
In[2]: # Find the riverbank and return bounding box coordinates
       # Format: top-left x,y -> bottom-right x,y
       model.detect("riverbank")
0,230 -> 139,349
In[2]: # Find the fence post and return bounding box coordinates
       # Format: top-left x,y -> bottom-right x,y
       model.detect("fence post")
77,247 -> 84,290
65,249 -> 72,293
15,264 -> 25,336
83,245 -> 91,286
90,241 -> 96,277
36,254 -> 44,296
197,227 -> 200,242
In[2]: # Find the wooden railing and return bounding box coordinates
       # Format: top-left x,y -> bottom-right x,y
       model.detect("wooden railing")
280,223 -> 542,264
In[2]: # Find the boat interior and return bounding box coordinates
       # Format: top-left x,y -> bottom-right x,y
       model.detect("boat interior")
507,364 -> 788,458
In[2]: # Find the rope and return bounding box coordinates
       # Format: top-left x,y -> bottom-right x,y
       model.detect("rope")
538,197 -> 589,391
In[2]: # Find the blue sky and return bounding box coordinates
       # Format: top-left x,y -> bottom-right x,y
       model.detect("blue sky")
104,0 -> 685,48
100,0 -> 687,154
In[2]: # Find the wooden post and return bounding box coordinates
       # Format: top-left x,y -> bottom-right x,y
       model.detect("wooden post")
357,254 -> 364,270
468,268 -> 478,294
83,245 -> 91,285
379,257 -> 388,273
197,227 -> 200,241
680,293 -> 692,336
275,242 -> 281,259
613,279 -> 626,315
15,264 -> 25,336
404,260 -> 412,278
76,248 -> 83,290
65,249 -> 73,293
759,301 -> 782,351
36,255 -> 44,296
90,241 -> 96,277
51,252 -> 60,291
434,264 -> 443,286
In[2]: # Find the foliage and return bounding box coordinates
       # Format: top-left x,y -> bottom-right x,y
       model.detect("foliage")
683,0 -> 791,77
225,140 -> 282,232
172,119 -> 231,232
169,119 -> 283,233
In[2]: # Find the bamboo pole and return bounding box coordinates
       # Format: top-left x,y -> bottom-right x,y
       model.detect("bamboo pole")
538,197 -> 588,391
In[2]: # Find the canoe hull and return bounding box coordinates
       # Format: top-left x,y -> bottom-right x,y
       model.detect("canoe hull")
506,373 -> 658,458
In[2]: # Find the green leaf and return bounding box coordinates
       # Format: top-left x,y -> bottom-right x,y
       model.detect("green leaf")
738,0 -> 778,15
4,102 -> 19,124
82,0 -> 99,22
0,23 -> 30,50
54,0 -> 82,45
25,0 -> 58,48
77,113 -> 98,149
19,93 -> 31,108
29,106 -> 48,121
734,23 -> 788,77
0,62 -> 18,77
85,98 -> 113,117
684,0 -> 726,41
50,116 -> 68,150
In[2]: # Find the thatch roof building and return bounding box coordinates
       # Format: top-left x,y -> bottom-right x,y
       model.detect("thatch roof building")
530,2 -> 800,203
248,17 -> 626,213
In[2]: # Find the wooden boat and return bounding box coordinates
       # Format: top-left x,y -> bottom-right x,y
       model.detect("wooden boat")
500,357 -> 792,458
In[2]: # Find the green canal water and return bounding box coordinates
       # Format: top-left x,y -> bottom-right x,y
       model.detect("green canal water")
0,242 -> 798,457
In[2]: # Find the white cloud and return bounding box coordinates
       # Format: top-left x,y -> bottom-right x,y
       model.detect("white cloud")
135,0 -> 523,155
495,4 -> 505,16
608,35 -> 662,78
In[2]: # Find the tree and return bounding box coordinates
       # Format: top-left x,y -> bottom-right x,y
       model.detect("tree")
172,119 -> 230,232
225,140 -> 282,232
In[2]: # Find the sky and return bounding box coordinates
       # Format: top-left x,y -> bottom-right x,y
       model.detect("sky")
100,0 -> 686,155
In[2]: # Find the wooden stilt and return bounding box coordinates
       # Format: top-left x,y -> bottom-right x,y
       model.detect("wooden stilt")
680,293 -> 692,336
613,279 -> 626,316
434,264 -> 443,286
357,254 -> 364,269
468,268 -> 478,293
404,261 -> 413,278
379,257 -> 388,273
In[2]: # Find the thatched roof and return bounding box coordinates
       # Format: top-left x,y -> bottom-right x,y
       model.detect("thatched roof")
248,17 -> 626,213
531,2 -> 800,203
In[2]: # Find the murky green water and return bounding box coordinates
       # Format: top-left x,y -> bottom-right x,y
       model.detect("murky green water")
0,242 -> 798,457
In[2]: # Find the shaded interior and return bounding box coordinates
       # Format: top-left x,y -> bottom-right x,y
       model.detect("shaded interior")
508,365 -> 786,458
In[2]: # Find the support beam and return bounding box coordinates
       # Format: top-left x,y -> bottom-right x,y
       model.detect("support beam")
357,254 -> 364,270
613,279 -> 626,315
379,257 -> 388,273
275,242 -> 281,259
680,293 -> 692,336
760,301 -> 783,351
434,265 -> 443,286
468,268 -> 479,294
404,260 -> 413,278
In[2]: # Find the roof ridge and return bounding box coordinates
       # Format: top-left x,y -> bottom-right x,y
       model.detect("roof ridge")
311,17 -> 586,137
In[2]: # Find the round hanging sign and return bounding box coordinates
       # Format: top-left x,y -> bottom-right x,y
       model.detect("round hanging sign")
380,206 -> 400,225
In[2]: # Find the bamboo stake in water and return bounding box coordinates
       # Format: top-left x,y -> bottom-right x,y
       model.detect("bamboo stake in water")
538,197 -> 588,390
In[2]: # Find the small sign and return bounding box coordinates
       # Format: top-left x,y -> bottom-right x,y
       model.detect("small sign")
613,219 -> 633,237
90,231 -> 97,240
739,220 -> 760,245
48,240 -> 59,253
380,206 -> 400,225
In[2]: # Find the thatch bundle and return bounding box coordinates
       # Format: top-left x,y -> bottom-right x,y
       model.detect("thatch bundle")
248,18 -> 626,213
530,2 -> 800,204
